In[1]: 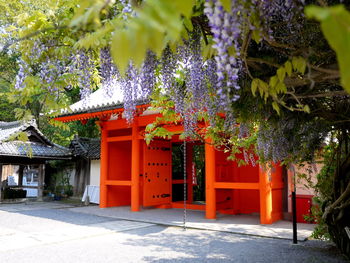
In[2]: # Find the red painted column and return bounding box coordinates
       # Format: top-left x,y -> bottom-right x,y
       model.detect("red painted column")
259,164 -> 272,224
205,140 -> 216,219
100,122 -> 108,208
270,163 -> 283,222
131,119 -> 140,212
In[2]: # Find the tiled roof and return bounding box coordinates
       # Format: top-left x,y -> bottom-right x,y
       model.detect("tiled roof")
0,141 -> 71,158
70,136 -> 100,160
0,120 -> 37,142
57,83 -> 148,117
0,120 -> 71,159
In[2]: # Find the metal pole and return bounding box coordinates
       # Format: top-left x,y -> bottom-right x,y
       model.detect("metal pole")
292,191 -> 297,244
292,165 -> 298,244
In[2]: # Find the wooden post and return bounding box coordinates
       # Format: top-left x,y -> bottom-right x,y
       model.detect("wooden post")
131,119 -> 140,212
259,164 -> 272,224
78,159 -> 89,196
86,159 -> 91,186
205,140 -> 216,219
100,122 -> 108,208
73,159 -> 82,196
18,165 -> 24,187
37,164 -> 45,201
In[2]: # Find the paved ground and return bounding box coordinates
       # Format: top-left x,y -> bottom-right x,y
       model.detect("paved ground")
0,201 -> 348,263
68,205 -> 315,241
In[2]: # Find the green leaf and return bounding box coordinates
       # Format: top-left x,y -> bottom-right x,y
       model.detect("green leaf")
149,29 -> 166,57
276,82 -> 287,93
277,67 -> 286,82
305,5 -> 331,20
306,5 -> 350,94
172,0 -> 195,18
251,79 -> 258,96
111,30 -> 131,74
183,17 -> 193,32
269,76 -> 278,88
292,57 -> 306,74
304,105 -> 310,113
132,26 -> 148,68
272,101 -> 280,115
219,0 -> 231,12
251,30 -> 261,43
284,61 -> 292,76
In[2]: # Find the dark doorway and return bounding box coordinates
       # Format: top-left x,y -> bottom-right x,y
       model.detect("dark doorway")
171,142 -> 205,204
192,144 -> 205,203
172,143 -> 185,202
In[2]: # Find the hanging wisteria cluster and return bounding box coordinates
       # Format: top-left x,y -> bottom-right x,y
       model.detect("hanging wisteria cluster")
14,59 -> 30,90
259,0 -> 304,39
100,47 -> 118,97
14,40 -> 96,99
94,0 -> 306,138
14,41 -> 46,90
73,50 -> 95,99
100,48 -> 159,122
257,118 -> 328,163
38,58 -> 65,92
204,0 -> 242,107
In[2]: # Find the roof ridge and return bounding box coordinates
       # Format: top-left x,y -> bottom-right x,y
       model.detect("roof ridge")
0,120 -> 23,129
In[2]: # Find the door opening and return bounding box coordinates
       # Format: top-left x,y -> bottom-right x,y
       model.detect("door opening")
171,142 -> 205,205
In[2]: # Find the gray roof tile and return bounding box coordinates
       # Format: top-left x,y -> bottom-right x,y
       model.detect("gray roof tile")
0,141 -> 71,158
70,136 -> 100,159
0,120 -> 71,159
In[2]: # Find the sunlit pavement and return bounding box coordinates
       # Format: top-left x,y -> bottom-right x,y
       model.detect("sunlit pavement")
0,202 -> 347,263
68,205 -> 315,241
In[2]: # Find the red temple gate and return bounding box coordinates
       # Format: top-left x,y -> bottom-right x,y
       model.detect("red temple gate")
57,109 -> 284,224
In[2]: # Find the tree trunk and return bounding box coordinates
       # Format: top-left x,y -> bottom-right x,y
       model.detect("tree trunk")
325,152 -> 350,257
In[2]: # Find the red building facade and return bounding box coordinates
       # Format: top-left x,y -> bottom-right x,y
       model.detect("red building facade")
57,102 -> 284,224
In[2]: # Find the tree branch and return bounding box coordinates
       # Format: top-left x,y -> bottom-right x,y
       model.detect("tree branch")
295,90 -> 349,99
247,57 -> 280,68
323,180 -> 350,221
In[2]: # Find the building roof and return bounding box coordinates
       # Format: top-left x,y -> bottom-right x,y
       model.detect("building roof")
66,86 -> 125,115
0,141 -> 71,158
0,120 -> 38,142
0,120 -> 71,159
70,136 -> 100,160
55,84 -> 149,122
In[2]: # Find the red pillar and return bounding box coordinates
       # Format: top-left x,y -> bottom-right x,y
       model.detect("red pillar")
259,164 -> 272,224
100,122 -> 108,208
131,119 -> 140,211
205,140 -> 216,219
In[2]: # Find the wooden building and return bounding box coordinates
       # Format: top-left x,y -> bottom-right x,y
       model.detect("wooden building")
0,120 -> 71,201
56,88 -> 284,224
70,135 -> 100,197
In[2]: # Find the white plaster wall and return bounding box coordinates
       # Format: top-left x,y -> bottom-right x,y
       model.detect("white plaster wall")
90,160 -> 100,186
